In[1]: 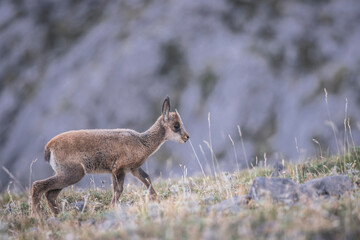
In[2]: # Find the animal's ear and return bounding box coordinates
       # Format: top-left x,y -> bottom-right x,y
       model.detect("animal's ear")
162,96 -> 170,121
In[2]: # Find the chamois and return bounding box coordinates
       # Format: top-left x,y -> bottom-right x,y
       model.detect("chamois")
31,96 -> 189,216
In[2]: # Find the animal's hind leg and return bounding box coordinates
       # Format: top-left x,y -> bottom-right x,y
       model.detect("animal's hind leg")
32,164 -> 85,216
31,175 -> 61,216
45,189 -> 62,215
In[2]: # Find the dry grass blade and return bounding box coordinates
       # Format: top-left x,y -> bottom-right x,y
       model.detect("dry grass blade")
237,125 -> 250,171
2,166 -> 26,192
189,139 -> 206,178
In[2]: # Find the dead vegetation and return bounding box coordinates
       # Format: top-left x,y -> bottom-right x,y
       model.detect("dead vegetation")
1,149 -> 359,239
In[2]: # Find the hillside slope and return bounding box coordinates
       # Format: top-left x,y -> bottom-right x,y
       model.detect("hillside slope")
0,150 -> 359,239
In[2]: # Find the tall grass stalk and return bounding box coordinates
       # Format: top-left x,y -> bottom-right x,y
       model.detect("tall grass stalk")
189,140 -> 206,178
89,175 -> 96,189
61,199 -> 66,213
203,141 -> 221,175
200,112 -> 224,192
203,140 -> 223,193
324,88 -> 340,156
312,138 -> 323,159
343,98 -> 350,172
295,165 -> 299,183
181,165 -> 191,198
228,134 -> 239,171
295,137 -> 299,154
7,182 -> 14,204
237,125 -> 250,172
176,108 -> 206,178
264,152 -> 267,169
2,166 -> 26,192
347,119 -> 358,160
199,144 -> 212,176
81,193 -> 89,214
207,113 -> 217,178
312,138 -> 325,173
344,98 -> 350,154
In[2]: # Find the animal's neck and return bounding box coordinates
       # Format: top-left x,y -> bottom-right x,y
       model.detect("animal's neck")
140,116 -> 166,156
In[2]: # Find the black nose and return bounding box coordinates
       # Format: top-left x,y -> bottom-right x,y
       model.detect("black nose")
185,135 -> 190,140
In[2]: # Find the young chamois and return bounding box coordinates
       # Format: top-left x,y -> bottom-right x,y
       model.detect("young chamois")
31,96 -> 189,216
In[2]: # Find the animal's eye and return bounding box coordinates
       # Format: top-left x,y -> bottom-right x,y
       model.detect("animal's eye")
174,123 -> 180,131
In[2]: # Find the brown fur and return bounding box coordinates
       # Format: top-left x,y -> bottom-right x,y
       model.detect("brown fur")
31,97 -> 189,216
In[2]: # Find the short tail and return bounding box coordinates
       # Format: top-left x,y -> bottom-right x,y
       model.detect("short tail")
44,146 -> 51,162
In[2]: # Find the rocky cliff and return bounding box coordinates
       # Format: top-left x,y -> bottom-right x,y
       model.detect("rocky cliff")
1,0 -> 360,190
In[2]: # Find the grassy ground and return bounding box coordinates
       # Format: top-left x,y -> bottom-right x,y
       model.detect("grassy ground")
1,149 -> 359,240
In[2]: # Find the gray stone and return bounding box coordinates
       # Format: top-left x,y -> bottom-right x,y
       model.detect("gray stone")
248,175 -> 355,205
249,177 -> 299,205
270,162 -> 286,178
300,175 -> 354,198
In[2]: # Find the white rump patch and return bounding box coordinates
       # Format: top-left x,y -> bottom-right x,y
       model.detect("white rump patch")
49,152 -> 57,171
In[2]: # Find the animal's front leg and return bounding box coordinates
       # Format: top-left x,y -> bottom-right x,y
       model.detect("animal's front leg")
111,169 -> 125,206
131,167 -> 157,200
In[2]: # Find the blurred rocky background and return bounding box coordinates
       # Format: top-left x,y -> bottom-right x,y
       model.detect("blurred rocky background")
1,0 -> 360,191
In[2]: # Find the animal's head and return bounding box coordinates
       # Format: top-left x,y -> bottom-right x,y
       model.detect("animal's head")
161,96 -> 190,143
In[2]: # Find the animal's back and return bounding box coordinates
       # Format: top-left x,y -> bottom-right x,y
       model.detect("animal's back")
45,129 -> 141,173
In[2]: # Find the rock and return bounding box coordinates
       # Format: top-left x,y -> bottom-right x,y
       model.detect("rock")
249,177 -> 299,205
300,175 -> 354,198
270,162 -> 286,177
211,195 -> 249,213
248,175 -> 355,205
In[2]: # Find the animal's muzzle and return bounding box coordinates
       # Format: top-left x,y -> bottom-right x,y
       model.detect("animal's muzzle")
182,134 -> 190,142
